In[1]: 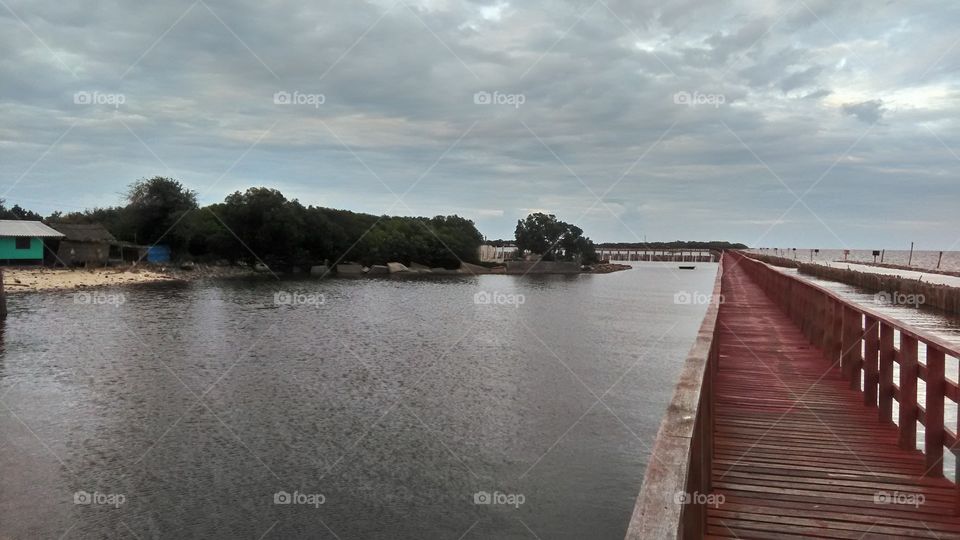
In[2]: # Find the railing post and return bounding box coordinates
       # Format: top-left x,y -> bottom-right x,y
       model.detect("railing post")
817,296 -> 831,360
800,288 -> 811,339
957,390 -> 960,516
925,346 -> 945,477
841,306 -> 863,389
823,300 -> 836,363
879,323 -> 895,424
899,335 -> 919,450
863,316 -> 879,407
832,300 -> 843,366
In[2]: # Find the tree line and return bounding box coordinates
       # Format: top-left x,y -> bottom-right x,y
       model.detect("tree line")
44,177 -> 484,269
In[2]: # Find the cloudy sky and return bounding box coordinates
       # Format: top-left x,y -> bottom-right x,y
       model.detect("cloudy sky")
1,0 -> 958,248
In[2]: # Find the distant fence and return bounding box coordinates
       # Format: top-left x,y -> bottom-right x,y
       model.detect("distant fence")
746,252 -> 960,315
624,255 -> 723,538
597,249 -> 719,263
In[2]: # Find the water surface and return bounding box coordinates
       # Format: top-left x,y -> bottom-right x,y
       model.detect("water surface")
0,263 -> 716,539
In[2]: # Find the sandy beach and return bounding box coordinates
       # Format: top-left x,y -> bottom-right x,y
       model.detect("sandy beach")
1,266 -> 180,293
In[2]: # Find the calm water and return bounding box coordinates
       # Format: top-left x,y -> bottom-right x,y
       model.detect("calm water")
0,263 -> 716,539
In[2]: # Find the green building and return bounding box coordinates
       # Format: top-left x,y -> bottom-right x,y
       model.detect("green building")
0,220 -> 64,264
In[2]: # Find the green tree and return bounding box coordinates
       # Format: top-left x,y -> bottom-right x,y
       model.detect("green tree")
216,187 -> 305,266
35,177 -> 489,269
0,200 -> 44,221
125,177 -> 199,249
515,213 -> 596,262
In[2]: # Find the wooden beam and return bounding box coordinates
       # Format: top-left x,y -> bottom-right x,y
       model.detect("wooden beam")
898,335 -> 919,450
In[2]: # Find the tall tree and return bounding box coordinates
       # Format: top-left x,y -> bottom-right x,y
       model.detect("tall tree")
125,177 -> 199,248
515,213 -> 597,262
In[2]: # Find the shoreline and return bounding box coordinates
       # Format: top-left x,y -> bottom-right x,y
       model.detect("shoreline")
1,264 -> 258,294
1,260 -> 634,294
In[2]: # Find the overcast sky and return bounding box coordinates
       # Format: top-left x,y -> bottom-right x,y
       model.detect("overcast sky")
1,0 -> 958,248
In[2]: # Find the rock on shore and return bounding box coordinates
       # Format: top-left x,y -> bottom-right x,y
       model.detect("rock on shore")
585,263 -> 631,274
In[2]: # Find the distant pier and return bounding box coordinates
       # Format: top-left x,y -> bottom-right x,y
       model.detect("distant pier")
597,248 -> 719,262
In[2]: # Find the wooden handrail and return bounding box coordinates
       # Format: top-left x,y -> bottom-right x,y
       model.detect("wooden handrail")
730,251 -> 960,500
624,254 -> 724,538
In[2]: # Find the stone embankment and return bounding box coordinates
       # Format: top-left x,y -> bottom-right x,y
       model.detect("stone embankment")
585,263 -> 632,274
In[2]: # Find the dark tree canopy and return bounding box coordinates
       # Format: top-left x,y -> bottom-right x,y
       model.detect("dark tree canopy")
124,177 -> 199,248
45,179 -> 484,269
0,201 -> 44,221
598,241 -> 748,250
514,213 -> 597,263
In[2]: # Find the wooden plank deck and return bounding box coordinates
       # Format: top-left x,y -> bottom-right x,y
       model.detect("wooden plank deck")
707,262 -> 960,539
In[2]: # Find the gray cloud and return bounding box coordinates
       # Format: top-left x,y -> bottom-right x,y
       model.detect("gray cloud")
0,0 -> 957,247
842,99 -> 885,123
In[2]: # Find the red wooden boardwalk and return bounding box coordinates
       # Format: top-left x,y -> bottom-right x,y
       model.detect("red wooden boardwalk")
707,263 -> 960,539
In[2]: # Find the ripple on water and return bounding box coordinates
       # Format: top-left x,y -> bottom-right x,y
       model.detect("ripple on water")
0,265 -> 717,539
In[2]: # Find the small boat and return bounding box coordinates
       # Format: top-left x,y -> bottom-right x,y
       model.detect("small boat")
678,265 -> 696,270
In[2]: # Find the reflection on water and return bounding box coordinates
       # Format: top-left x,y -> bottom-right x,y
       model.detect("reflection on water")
0,263 -> 717,539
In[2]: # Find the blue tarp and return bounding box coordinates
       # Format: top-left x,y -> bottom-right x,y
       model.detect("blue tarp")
146,245 -> 171,263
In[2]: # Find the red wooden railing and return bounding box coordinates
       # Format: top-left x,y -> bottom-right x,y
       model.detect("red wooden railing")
731,252 -> 960,496
627,251 -> 960,539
